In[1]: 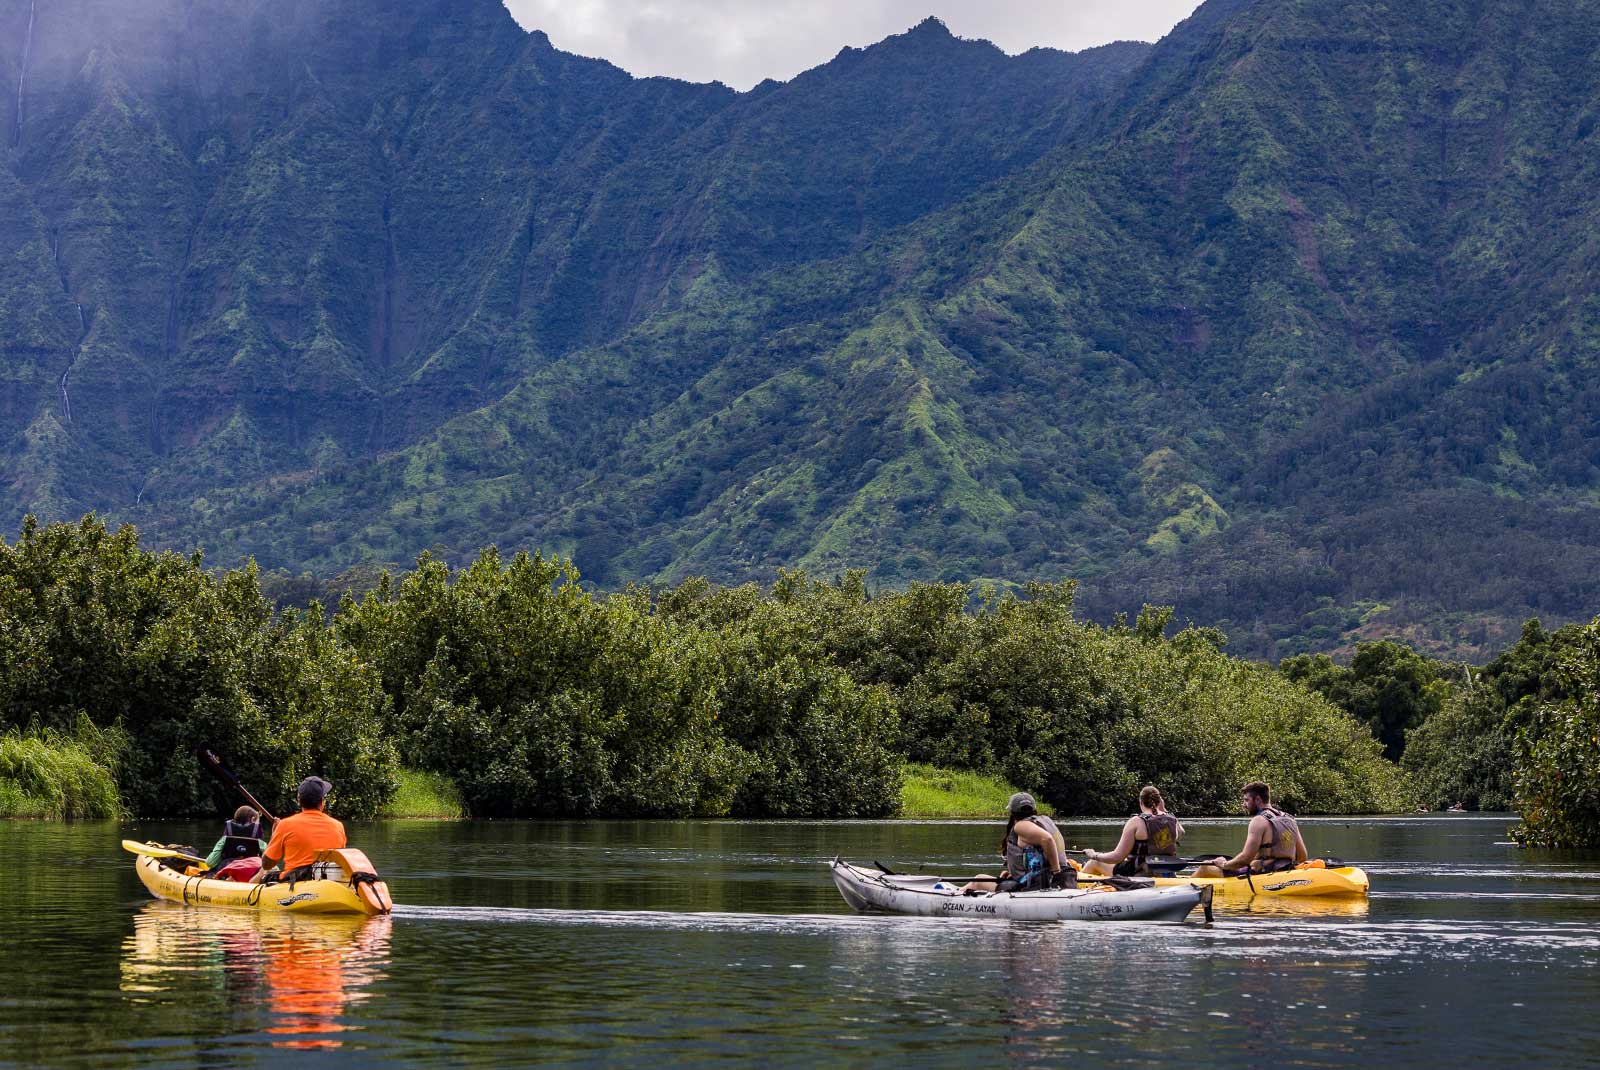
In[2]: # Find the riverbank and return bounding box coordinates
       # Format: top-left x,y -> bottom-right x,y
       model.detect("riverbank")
379,764 -> 1048,821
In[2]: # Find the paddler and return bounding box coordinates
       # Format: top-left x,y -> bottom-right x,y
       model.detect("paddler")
253,776 -> 347,884
1080,785 -> 1185,878
202,804 -> 269,878
1196,780 -> 1307,876
962,792 -> 1076,893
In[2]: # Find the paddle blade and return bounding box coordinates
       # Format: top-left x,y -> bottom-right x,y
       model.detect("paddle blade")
122,840 -> 207,866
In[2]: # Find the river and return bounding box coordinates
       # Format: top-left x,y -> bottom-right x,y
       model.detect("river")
2,815 -> 1596,1067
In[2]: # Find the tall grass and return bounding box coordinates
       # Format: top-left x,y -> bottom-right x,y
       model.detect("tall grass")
900,763 -> 1052,818
385,769 -> 466,819
0,730 -> 123,819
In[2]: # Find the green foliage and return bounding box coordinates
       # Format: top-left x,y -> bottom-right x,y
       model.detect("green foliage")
0,724 -> 124,819
1281,641 -> 1451,759
0,516 -> 398,817
0,517 -> 1409,820
1402,618 -> 1581,810
659,572 -> 1407,816
335,552 -> 900,818
1513,616 -> 1600,846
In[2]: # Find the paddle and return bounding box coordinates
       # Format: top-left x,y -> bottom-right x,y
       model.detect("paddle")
121,840 -> 207,866
197,747 -> 278,824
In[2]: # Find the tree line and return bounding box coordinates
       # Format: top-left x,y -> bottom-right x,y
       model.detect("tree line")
0,514 -> 1484,826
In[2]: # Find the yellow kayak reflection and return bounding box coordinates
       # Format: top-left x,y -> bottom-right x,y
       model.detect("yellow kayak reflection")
121,902 -> 391,1050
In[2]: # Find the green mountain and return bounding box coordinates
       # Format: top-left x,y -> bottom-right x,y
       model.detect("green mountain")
4,0 -> 1600,658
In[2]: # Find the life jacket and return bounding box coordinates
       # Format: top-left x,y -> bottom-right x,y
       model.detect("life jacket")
1120,812 -> 1183,876
1004,815 -> 1064,889
1253,806 -> 1301,871
219,819 -> 263,862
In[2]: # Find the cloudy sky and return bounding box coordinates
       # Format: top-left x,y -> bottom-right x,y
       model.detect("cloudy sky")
501,1 -> 1203,90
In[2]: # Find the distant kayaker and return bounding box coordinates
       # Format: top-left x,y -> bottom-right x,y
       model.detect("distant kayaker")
1196,780 -> 1307,876
203,805 -> 268,876
962,792 -> 1076,893
1081,785 -> 1185,878
253,776 -> 347,884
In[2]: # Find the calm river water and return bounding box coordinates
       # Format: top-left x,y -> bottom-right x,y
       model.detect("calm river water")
2,816 -> 1597,1068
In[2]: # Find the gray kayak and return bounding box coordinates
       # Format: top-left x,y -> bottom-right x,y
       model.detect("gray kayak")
830,858 -> 1212,922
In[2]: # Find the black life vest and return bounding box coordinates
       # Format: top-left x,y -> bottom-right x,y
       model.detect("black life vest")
220,819 -> 262,861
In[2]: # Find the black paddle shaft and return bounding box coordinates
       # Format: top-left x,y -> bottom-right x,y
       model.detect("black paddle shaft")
198,748 -> 278,823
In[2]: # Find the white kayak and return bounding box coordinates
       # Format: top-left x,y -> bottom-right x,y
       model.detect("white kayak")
830,859 -> 1212,922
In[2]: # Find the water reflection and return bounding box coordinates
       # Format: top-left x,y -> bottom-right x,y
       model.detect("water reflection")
120,903 -> 391,1050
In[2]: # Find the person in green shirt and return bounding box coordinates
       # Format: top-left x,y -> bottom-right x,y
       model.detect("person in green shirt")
203,805 -> 269,870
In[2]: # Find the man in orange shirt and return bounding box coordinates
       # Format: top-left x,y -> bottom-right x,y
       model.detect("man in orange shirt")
255,776 -> 347,883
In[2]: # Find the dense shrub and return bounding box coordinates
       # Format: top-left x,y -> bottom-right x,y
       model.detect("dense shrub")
335,551 -> 899,818
0,517 -> 397,817
4,517 -> 1411,820
1403,618 -> 1581,811
1513,616 -> 1600,846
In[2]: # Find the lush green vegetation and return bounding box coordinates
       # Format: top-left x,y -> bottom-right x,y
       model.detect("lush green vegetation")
0,518 -> 1409,819
1282,642 -> 1453,760
1509,618 -> 1600,846
900,764 -> 1051,819
0,516 -> 397,818
0,726 -> 124,819
385,770 -> 466,820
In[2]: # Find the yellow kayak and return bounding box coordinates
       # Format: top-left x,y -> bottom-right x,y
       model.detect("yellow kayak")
131,847 -> 393,916
1148,865 -> 1369,899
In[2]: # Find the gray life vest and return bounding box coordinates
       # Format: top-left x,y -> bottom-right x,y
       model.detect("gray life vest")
1254,806 -> 1301,870
1004,814 -> 1063,880
1128,812 -> 1183,868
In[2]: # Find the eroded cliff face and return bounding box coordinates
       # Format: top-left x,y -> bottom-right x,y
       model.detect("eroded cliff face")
0,1 -> 1131,535
5,0 -> 1600,656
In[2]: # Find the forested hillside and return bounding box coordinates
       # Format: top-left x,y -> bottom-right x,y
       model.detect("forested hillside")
4,0 -> 1600,657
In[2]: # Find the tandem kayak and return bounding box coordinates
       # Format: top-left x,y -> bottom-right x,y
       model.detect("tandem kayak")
830,859 -> 1211,922
1145,865 -> 1369,900
131,847 -> 393,916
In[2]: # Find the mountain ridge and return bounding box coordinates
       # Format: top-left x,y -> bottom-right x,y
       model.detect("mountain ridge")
5,0 -> 1600,659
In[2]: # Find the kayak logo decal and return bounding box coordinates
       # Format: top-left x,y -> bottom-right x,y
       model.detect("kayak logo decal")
1263,878 -> 1312,892
276,892 -> 319,906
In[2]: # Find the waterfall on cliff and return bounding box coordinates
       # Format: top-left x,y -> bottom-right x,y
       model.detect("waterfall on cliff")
13,0 -> 36,148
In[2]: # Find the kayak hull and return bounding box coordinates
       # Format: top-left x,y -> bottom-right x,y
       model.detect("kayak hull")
830,859 -> 1208,922
1149,866 -> 1369,899
134,854 -> 388,916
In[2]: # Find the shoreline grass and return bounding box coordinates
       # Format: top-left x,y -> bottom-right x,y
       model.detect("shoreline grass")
0,731 -> 123,819
384,769 -> 466,819
900,763 -> 1052,818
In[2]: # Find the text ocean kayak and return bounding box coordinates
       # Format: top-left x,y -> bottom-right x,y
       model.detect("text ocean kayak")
133,849 -> 393,916
830,859 -> 1211,922
1145,866 -> 1369,899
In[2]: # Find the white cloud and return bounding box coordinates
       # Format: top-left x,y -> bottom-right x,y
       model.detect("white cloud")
501,0 -> 1203,90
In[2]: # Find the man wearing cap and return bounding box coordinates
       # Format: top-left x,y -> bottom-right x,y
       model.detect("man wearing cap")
962,792 -> 1074,893
254,776 -> 346,883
